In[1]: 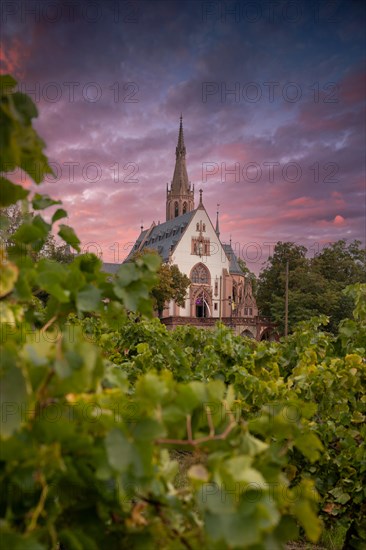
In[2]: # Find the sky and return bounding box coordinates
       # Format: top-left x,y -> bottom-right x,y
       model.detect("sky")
1,0 -> 365,273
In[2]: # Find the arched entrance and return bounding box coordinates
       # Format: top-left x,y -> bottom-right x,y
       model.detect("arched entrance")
195,293 -> 209,317
191,286 -> 212,318
241,329 -> 255,339
260,329 -> 276,341
190,263 -> 212,318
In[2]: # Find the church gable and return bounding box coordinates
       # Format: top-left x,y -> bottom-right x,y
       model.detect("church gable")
171,207 -> 230,276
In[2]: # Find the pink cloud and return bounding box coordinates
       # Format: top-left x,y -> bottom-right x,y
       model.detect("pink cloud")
333,214 -> 346,225
287,196 -> 318,207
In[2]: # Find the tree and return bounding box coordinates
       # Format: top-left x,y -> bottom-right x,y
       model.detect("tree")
256,240 -> 366,334
1,203 -> 74,263
310,240 -> 366,332
256,242 -> 308,332
131,248 -> 191,317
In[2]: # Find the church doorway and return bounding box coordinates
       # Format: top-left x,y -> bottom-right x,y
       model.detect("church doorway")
195,297 -> 208,318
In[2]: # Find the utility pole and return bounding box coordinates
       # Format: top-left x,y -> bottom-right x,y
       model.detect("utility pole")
284,259 -> 289,337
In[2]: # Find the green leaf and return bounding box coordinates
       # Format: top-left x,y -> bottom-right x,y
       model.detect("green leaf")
294,432 -> 323,462
329,487 -> 351,504
293,500 -> 322,543
142,253 -> 161,272
76,285 -> 102,313
58,224 -> 80,252
205,512 -> 261,547
0,532 -> 46,550
105,428 -> 134,472
225,456 -> 267,487
12,222 -> 44,244
0,74 -> 17,94
240,432 -> 268,457
0,252 -> 18,297
32,193 -> 61,210
13,91 -> 38,123
52,208 -> 68,223
116,263 -> 140,286
0,177 -> 29,207
0,349 -> 28,438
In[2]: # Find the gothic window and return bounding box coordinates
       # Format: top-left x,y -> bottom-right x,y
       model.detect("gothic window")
183,202 -> 187,214
196,223 -> 199,231
192,237 -> 211,256
214,278 -> 218,296
191,263 -> 210,285
203,223 -> 206,231
174,202 -> 179,217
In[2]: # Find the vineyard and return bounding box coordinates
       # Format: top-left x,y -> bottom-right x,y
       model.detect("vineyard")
1,76 -> 365,549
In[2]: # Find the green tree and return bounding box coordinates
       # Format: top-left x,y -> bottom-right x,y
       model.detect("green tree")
311,240 -> 366,331
257,240 -> 366,335
1,204 -> 74,263
131,248 -> 191,317
256,242 -> 308,332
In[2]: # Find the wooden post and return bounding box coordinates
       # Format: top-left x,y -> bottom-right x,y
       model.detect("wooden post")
285,260 -> 289,337
219,275 -> 222,320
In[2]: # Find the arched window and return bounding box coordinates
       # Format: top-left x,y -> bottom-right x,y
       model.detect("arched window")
183,202 -> 187,214
196,223 -> 199,231
190,263 -> 210,285
203,223 -> 206,231
174,202 -> 179,217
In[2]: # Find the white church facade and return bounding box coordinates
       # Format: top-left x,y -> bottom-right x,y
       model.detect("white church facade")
107,117 -> 274,340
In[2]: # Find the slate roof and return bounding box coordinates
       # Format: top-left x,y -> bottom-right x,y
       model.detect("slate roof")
125,209 -> 196,262
222,244 -> 244,275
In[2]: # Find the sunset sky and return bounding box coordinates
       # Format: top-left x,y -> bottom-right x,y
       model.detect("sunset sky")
1,0 -> 365,273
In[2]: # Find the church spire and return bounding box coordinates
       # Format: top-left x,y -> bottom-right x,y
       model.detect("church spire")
176,114 -> 185,157
215,203 -> 220,238
166,116 -> 195,221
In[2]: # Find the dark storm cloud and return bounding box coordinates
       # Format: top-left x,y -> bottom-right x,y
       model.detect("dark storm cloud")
1,0 -> 365,269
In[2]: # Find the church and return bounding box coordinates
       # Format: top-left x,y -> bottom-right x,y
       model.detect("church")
106,117 -> 274,340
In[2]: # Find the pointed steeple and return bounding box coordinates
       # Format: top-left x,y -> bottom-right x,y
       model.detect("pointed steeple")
176,114 -> 186,157
171,115 -> 189,193
215,203 -> 220,238
166,116 -> 195,220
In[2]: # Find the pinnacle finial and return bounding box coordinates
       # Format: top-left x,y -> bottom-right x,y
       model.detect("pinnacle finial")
215,203 -> 220,238
199,189 -> 203,206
